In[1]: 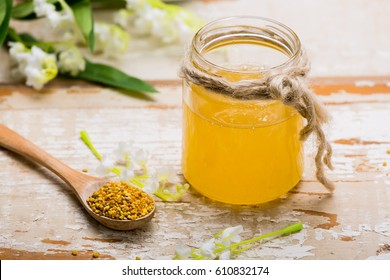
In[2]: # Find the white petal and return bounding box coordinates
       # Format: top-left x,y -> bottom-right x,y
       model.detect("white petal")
156,166 -> 175,182
133,149 -> 149,165
101,154 -> 115,167
119,169 -> 130,181
143,175 -> 159,194
95,165 -> 110,177
94,22 -> 130,57
219,250 -> 231,260
174,240 -> 191,260
222,225 -> 243,244
200,238 -> 216,259
58,47 -> 85,76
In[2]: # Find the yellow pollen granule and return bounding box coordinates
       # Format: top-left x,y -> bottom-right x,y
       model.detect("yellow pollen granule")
86,181 -> 154,220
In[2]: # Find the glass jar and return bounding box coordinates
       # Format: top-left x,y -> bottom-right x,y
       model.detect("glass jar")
182,17 -> 304,205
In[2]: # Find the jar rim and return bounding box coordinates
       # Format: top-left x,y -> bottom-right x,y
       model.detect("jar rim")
191,16 -> 302,75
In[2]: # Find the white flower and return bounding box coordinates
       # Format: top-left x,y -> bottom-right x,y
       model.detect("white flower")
122,0 -> 203,43
85,139 -> 188,200
9,42 -> 58,90
199,238 -> 216,259
114,9 -> 132,28
95,142 -> 150,180
113,141 -> 148,168
175,10 -> 202,39
33,0 -> 74,30
132,148 -> 149,168
173,241 -> 191,260
95,154 -> 117,177
156,166 -> 175,182
8,41 -> 27,59
142,173 -> 159,193
94,22 -> 130,57
34,0 -> 56,17
126,0 -> 147,10
151,9 -> 178,43
219,250 -> 231,260
221,225 -> 243,246
131,4 -> 157,35
113,142 -> 133,166
57,47 -> 85,76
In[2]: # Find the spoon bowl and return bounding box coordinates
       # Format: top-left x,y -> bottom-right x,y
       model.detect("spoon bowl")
0,124 -> 155,230
79,179 -> 156,230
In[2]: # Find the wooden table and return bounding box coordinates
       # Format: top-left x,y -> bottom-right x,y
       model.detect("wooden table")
1,0 -> 390,260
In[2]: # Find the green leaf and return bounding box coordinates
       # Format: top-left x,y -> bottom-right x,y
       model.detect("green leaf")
18,32 -> 39,43
0,0 -> 12,48
69,0 -> 94,52
11,0 -> 34,19
0,1 -> 7,24
6,27 -> 21,42
90,0 -> 124,9
74,60 -> 158,93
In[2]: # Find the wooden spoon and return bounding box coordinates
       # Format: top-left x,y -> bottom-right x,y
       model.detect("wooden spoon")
0,124 -> 155,230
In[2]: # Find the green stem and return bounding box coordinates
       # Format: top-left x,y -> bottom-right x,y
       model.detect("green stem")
228,222 -> 303,251
110,167 -> 121,177
129,177 -> 145,188
80,130 -> 102,160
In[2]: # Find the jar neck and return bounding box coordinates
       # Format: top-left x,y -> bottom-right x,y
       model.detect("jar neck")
190,16 -> 302,80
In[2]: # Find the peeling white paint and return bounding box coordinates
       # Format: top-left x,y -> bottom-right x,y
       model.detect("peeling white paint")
355,80 -> 376,87
374,222 -> 390,237
65,224 -> 86,231
249,244 -> 315,259
2,47 -> 390,260
367,253 -> 390,260
315,229 -> 325,241
358,224 -> 372,231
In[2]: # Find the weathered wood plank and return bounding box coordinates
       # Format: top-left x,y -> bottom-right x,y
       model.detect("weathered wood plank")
1,0 -> 390,260
1,77 -> 390,260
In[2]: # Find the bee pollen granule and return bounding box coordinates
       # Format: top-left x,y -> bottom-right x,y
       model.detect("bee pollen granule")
86,181 -> 154,220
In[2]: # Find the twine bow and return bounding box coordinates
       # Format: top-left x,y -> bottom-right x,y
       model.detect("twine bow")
180,50 -> 334,192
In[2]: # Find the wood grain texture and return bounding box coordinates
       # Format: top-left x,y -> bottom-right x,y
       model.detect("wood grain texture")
1,0 -> 390,260
1,76 -> 390,260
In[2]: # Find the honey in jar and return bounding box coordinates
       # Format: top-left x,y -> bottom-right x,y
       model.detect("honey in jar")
182,17 -> 304,204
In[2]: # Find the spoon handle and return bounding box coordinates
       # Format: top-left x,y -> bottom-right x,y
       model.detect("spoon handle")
0,124 -> 96,192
